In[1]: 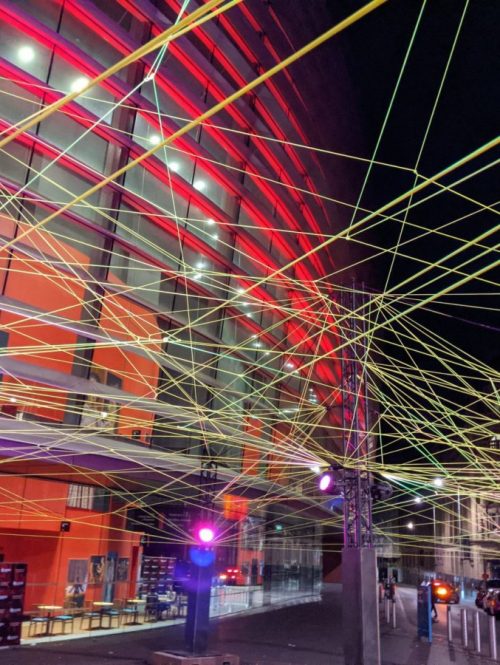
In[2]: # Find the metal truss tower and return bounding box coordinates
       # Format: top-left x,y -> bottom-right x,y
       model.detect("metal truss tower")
340,284 -> 381,665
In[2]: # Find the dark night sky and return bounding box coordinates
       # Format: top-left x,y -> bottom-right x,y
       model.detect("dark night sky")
280,0 -> 499,366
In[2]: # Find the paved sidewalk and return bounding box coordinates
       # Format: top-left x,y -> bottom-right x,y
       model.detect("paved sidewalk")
381,586 -> 497,665
0,584 -> 497,664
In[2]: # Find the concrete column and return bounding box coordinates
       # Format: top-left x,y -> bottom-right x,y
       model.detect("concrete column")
342,547 -> 381,665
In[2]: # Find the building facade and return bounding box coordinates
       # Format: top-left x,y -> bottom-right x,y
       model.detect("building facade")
0,0 -> 350,617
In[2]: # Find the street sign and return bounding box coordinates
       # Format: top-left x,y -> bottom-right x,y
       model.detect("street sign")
417,583 -> 432,642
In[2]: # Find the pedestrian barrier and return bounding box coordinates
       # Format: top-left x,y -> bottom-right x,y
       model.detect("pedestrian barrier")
382,598 -> 397,629
446,604 -> 498,660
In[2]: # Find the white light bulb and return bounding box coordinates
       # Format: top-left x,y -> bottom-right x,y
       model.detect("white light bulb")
169,161 -> 180,173
407,521 -> 414,530
206,218 -> 216,225
18,45 -> 35,63
149,134 -> 161,145
70,76 -> 90,93
193,179 -> 206,191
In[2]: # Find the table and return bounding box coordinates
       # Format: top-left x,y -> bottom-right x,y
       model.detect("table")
36,605 -> 63,636
125,598 -> 145,624
92,601 -> 115,629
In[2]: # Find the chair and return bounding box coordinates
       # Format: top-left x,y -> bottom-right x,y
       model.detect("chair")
120,601 -> 141,625
144,595 -> 159,622
28,615 -> 49,637
81,609 -> 101,630
177,595 -> 188,617
52,613 -> 74,634
101,607 -> 121,628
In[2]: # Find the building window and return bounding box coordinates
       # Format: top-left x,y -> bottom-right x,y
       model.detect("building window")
67,484 -> 109,511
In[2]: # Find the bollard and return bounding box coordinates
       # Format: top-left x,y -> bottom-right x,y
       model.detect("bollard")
489,614 -> 497,660
385,598 -> 390,623
392,600 -> 396,628
447,605 -> 453,642
473,611 -> 481,653
460,608 -> 468,648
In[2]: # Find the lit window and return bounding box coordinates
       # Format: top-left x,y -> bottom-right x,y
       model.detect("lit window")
67,484 -> 109,511
70,76 -> 90,93
17,45 -> 35,63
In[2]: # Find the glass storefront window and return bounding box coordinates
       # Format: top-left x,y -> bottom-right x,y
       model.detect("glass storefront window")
59,10 -> 123,72
7,0 -> 61,29
28,152 -> 103,224
238,204 -> 271,251
185,202 -> 234,260
48,54 -> 114,121
0,79 -> 41,126
0,141 -> 32,189
38,112 -> 108,173
192,161 -> 236,216
0,23 -> 52,82
132,113 -> 195,184
123,161 -> 188,219
116,205 -> 181,270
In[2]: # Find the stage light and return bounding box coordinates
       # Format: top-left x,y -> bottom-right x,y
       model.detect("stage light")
318,472 -> 333,492
197,526 -> 215,544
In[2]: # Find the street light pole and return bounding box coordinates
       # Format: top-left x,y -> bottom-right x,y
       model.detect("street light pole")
340,285 -> 381,665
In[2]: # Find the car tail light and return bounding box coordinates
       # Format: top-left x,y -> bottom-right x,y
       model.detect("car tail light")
436,586 -> 448,597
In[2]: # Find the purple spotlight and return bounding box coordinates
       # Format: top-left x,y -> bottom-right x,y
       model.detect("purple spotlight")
197,526 -> 216,544
319,472 -> 333,492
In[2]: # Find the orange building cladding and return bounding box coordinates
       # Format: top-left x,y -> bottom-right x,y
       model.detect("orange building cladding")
0,471 -> 141,611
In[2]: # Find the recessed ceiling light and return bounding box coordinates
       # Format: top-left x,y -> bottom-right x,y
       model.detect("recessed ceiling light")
193,179 -> 206,191
70,76 -> 90,93
206,218 -> 215,225
169,160 -> 180,172
18,45 -> 35,63
149,134 -> 161,145
193,273 -> 203,281
212,233 -> 218,241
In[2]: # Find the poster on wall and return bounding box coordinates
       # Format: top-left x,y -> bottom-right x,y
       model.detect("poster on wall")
116,558 -> 129,582
89,555 -> 105,584
66,560 -> 87,608
67,559 -> 88,584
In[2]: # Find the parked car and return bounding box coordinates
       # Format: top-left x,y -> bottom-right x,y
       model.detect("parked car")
476,579 -> 500,609
431,579 -> 460,604
484,589 -> 500,617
